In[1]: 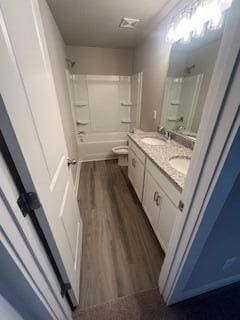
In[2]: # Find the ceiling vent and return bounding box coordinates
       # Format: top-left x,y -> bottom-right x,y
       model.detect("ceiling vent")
119,18 -> 140,29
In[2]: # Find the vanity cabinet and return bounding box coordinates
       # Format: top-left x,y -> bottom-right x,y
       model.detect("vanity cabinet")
128,148 -> 145,201
128,138 -> 181,253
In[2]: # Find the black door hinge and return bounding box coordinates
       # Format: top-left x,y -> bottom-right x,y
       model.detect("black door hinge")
60,281 -> 71,298
17,192 -> 41,217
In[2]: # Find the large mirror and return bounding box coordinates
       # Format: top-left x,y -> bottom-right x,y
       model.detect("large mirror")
160,28 -> 223,139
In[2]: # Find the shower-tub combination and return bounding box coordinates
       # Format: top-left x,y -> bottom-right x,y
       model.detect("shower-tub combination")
67,73 -> 143,162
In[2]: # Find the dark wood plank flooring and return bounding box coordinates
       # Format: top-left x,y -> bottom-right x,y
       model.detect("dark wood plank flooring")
78,160 -> 165,309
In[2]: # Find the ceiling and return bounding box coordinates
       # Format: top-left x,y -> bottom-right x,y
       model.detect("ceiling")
46,0 -> 173,49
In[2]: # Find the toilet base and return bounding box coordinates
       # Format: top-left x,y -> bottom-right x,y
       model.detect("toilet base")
112,146 -> 129,166
118,155 -> 128,166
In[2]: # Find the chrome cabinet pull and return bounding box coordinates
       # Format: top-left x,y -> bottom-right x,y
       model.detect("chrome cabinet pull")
132,158 -> 136,168
156,195 -> 161,206
154,191 -> 158,201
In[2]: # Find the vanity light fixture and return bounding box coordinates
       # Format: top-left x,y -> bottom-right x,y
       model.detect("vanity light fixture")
167,0 -> 233,43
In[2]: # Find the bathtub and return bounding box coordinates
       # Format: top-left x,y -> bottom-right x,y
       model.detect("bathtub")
78,131 -> 128,161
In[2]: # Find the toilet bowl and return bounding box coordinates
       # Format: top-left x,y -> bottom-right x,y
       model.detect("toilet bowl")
112,146 -> 129,166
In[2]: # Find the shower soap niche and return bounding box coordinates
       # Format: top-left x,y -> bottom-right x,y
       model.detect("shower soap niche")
121,120 -> 132,124
74,101 -> 88,107
121,102 -> 133,107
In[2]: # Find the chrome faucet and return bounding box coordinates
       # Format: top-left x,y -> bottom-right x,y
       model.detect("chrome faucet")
157,126 -> 166,135
157,126 -> 171,140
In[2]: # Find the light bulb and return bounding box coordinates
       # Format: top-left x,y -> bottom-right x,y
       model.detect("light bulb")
208,8 -> 223,30
178,17 -> 191,43
219,0 -> 233,11
167,25 -> 175,43
166,0 -> 232,43
191,5 -> 206,38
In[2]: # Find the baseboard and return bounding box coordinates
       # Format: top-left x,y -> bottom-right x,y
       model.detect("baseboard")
75,160 -> 81,198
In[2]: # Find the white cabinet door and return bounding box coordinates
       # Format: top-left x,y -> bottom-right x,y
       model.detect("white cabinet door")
128,148 -> 145,201
0,1 -> 82,305
142,170 -> 177,252
142,171 -> 161,229
156,188 -> 177,252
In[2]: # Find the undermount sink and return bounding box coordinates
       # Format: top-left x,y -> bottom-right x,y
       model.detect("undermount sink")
141,137 -> 166,146
169,156 -> 191,175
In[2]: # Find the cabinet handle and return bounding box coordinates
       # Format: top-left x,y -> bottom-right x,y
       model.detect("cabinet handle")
156,195 -> 161,206
154,191 -> 159,202
132,158 -> 136,168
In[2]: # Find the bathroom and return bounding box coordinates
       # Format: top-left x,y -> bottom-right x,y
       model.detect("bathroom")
0,0 -> 240,319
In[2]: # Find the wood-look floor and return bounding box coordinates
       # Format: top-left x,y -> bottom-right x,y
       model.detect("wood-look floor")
78,160 -> 165,309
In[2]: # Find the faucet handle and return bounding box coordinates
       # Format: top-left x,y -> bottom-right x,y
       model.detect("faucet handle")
157,126 -> 165,133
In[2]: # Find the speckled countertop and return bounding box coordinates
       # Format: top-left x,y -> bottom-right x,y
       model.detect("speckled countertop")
128,131 -> 193,191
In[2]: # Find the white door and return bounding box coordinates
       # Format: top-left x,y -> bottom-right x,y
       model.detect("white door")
0,0 -> 82,306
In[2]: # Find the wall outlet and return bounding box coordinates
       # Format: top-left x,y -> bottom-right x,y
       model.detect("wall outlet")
222,257 -> 237,271
153,110 -> 157,120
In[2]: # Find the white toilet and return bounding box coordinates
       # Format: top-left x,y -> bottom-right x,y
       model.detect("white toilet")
112,146 -> 129,166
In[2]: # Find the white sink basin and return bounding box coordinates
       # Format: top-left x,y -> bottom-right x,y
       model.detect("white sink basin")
169,156 -> 191,175
141,137 -> 166,146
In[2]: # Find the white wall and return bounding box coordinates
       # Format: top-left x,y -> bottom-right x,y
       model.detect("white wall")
38,0 -> 78,180
133,25 -> 171,130
66,46 -> 133,75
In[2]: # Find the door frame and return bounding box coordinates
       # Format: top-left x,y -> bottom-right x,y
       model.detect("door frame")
159,0 -> 240,304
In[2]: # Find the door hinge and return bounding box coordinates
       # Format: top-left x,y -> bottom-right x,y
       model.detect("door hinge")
178,200 -> 184,212
17,192 -> 41,217
60,281 -> 71,298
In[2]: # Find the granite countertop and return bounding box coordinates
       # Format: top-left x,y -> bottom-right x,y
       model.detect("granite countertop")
128,131 -> 193,191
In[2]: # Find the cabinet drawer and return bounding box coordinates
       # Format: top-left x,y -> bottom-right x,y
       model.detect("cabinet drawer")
128,138 -> 146,164
128,149 -> 145,202
146,158 -> 181,207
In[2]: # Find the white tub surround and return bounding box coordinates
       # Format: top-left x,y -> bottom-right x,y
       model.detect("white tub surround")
67,73 -> 143,161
